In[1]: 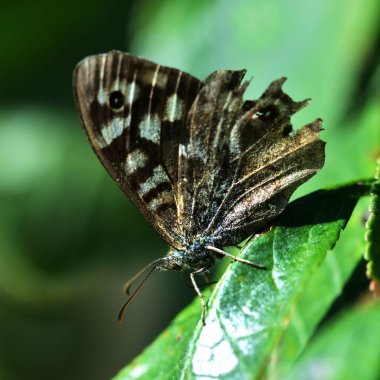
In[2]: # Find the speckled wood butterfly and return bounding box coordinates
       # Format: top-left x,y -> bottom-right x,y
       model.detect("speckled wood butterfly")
73,51 -> 325,325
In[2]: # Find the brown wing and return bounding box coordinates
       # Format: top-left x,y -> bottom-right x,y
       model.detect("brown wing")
177,72 -> 325,246
73,51 -> 202,248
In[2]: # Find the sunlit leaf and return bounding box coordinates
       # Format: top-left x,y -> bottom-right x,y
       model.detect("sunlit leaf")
268,197 -> 369,378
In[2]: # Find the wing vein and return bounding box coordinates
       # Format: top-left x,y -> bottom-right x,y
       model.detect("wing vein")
204,133 -> 318,235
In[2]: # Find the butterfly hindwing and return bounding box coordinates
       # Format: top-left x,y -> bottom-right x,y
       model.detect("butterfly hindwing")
74,51 -> 202,248
178,72 -> 325,246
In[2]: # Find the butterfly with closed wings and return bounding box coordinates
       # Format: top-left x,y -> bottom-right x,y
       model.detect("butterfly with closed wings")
73,51 -> 325,325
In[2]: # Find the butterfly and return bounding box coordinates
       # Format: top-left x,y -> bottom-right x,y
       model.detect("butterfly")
73,51 -> 325,325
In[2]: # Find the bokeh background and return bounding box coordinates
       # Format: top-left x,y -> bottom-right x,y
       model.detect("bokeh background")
0,1 -> 379,379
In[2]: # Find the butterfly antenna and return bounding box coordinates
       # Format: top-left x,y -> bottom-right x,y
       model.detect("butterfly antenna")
206,245 -> 266,269
123,258 -> 166,295
118,265 -> 158,324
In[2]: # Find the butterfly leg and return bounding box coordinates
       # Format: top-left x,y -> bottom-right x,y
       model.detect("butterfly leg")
206,245 -> 267,269
190,268 -> 208,326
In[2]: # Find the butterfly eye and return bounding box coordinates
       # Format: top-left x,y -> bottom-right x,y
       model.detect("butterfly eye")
109,91 -> 125,110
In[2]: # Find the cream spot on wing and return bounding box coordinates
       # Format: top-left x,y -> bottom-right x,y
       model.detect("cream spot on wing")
139,114 -> 161,143
164,94 -> 184,122
98,117 -> 128,147
126,81 -> 140,105
97,88 -> 107,105
124,149 -> 148,175
138,165 -> 168,195
147,190 -> 172,211
141,70 -> 168,89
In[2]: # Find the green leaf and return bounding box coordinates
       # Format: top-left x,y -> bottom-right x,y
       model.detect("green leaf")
365,159 -> 380,282
284,300 -> 380,380
113,182 -> 369,380
267,195 -> 369,377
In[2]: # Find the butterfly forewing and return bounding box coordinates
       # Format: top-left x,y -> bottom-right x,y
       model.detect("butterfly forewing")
74,51 -> 203,248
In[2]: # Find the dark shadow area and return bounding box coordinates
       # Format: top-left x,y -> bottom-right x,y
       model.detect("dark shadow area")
277,182 -> 371,229
318,258 -> 371,329
344,25 -> 380,120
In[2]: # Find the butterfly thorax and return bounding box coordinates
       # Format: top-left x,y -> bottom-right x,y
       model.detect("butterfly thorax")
163,240 -> 216,272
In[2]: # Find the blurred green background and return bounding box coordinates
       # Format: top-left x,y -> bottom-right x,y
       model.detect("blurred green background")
0,1 -> 379,379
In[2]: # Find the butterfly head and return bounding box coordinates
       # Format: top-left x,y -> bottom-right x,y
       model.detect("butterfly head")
165,240 -> 216,272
